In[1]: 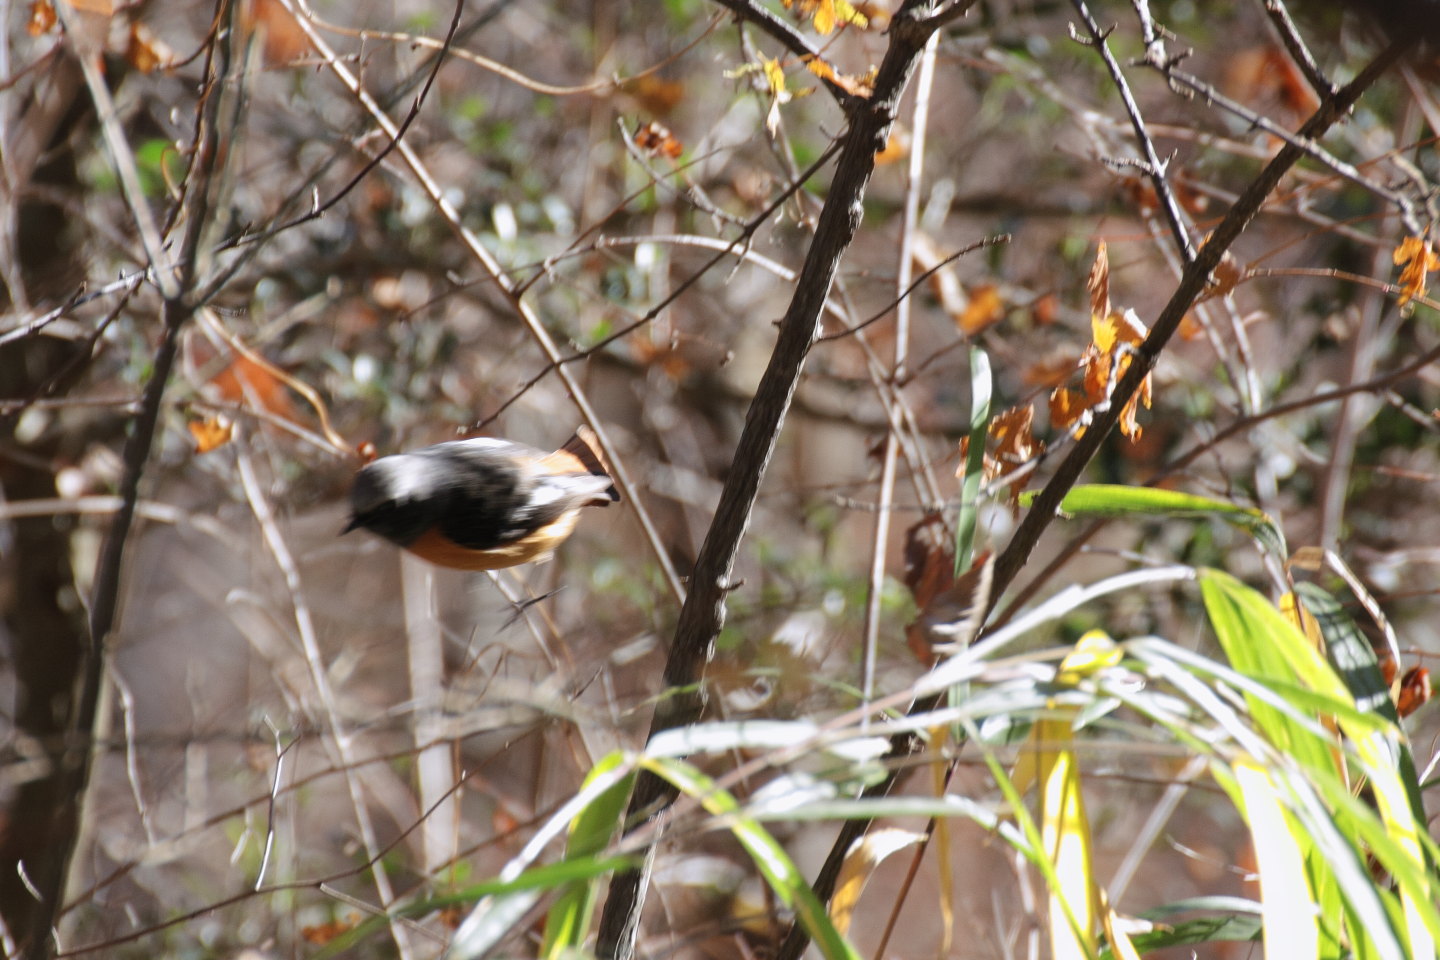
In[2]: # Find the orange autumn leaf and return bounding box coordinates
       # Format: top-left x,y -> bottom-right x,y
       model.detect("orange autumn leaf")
1089,308 -> 1150,439
188,415 -> 234,454
1091,305 -> 1146,355
1393,236 -> 1439,307
783,0 -> 868,34
958,283 -> 1004,334
991,404 -> 1041,506
1225,45 -> 1320,117
956,435 -> 999,485
802,55 -> 874,98
1397,665 -> 1431,719
631,338 -> 692,381
1081,344 -> 1110,406
1050,244 -> 1154,442
27,0 -> 56,35
1031,292 -> 1059,326
1049,386 -> 1089,434
1178,312 -> 1206,341
241,0 -> 310,65
991,404 -> 1039,474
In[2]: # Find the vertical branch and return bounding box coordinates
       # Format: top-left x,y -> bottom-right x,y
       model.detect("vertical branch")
595,4 -> 956,957
862,32 -> 938,703
24,4 -> 235,956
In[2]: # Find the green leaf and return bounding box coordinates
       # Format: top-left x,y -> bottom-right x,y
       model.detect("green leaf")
1021,485 -> 1287,560
540,752 -> 636,960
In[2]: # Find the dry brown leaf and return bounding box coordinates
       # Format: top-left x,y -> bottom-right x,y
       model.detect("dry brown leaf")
1225,44 -> 1320,116
902,513 -> 952,611
1031,292 -> 1059,326
1394,236 -> 1439,307
1198,246 -> 1247,303
991,403 -> 1039,480
211,353 -> 299,422
802,55 -> 876,97
242,0 -> 310,65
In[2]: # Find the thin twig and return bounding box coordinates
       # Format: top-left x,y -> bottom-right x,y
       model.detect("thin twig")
863,31 -> 938,705
595,3 -> 948,957
1260,0 -> 1334,98
474,140 -> 844,431
282,0 -> 688,603
991,37 -> 1414,601
1071,0 -> 1195,261
1157,66 -> 1423,234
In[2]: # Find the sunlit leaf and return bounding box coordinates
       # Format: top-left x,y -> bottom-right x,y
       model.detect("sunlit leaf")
1020,484 -> 1287,561
829,828 -> 925,934
1233,757 -> 1321,960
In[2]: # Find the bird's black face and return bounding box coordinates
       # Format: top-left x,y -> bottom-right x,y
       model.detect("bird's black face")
345,457 -> 442,546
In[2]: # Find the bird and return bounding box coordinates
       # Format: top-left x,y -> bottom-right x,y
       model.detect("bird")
345,426 -> 619,570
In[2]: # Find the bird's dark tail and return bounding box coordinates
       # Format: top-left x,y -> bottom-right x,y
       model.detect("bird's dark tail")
559,426 -> 621,503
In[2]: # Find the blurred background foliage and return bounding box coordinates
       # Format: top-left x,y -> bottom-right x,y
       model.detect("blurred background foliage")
0,0 -> 1436,956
